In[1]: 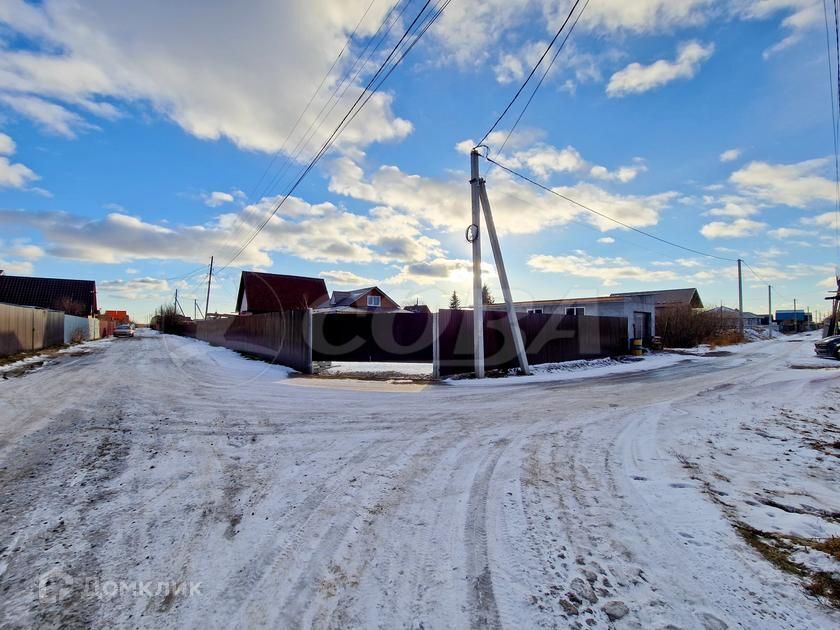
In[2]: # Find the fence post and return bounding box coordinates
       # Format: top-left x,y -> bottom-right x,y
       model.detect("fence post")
432,311 -> 440,380
305,308 -> 313,374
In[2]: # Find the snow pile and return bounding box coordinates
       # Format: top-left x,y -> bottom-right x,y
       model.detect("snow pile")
452,352 -> 698,386
315,361 -> 432,377
0,353 -> 52,374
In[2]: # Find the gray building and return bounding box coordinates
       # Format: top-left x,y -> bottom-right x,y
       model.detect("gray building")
487,294 -> 656,345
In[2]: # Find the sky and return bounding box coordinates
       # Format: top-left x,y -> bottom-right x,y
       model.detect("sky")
0,0 -> 838,322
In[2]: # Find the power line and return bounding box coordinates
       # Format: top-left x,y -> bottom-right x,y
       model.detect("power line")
215,0 -> 383,259
249,0 -> 378,198
251,0 -> 409,204
216,0 -> 450,273
497,0 -> 589,155
483,153 -> 739,262
477,0 -> 583,148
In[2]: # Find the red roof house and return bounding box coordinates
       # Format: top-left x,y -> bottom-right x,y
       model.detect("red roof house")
235,271 -> 329,314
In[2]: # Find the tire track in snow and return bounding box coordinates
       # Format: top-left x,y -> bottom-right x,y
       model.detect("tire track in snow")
464,438 -> 508,630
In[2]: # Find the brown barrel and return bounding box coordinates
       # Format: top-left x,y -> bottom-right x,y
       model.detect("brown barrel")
632,338 -> 643,356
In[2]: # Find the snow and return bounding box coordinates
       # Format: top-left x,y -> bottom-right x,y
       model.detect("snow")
0,331 -> 838,628
451,352 -> 708,386
315,361 -> 432,377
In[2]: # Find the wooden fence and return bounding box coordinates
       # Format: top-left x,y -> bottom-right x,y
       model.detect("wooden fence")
192,310 -> 312,373
174,308 -> 627,378
312,312 -> 433,362
437,309 -> 627,376
0,302 -> 65,357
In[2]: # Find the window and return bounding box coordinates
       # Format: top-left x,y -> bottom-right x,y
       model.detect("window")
527,308 -> 543,315
565,307 -> 585,316
367,295 -> 381,307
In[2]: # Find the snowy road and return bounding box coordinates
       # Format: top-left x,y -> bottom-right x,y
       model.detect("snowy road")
0,331 -> 838,629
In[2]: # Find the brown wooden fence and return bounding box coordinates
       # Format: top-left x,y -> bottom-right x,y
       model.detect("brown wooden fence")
437,309 -> 627,376
192,310 -> 312,373
311,312 -> 433,362
0,302 -> 64,357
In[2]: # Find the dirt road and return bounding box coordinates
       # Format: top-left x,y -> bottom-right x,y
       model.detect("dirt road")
0,331 -> 838,629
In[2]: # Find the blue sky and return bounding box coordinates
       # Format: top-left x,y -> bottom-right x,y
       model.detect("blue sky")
0,0 -> 838,321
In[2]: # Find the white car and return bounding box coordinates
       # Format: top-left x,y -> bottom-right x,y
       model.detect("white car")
114,324 -> 134,338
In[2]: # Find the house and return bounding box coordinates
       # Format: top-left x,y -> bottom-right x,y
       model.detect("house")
708,306 -> 769,328
485,293 -> 656,344
318,286 -> 402,313
102,310 -> 130,324
611,288 -> 704,310
235,271 -> 328,314
775,309 -> 812,333
404,303 -> 431,315
0,273 -> 97,316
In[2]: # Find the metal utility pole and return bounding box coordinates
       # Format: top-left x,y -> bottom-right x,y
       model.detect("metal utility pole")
469,150 -> 485,378
205,255 -> 214,320
478,178 -> 530,375
737,259 -> 744,336
767,285 -> 772,339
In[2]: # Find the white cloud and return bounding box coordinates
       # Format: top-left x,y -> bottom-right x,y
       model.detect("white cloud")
0,258 -> 34,274
527,250 -> 682,287
0,155 -> 37,188
0,94 -> 88,138
700,218 -> 767,238
730,158 -> 836,206
506,144 -> 587,179
720,148 -> 741,162
706,199 -> 759,217
736,0 -> 823,57
328,155 -> 676,236
0,132 -> 15,155
597,236 -> 615,244
0,132 -> 38,189
386,258 -> 496,286
203,191 -> 235,207
0,0 -> 411,153
606,41 -> 714,97
318,270 -> 377,286
0,194 -> 445,268
589,159 -> 647,183
98,277 -> 171,300
802,211 -> 839,227
568,0 -> 716,33
768,226 -> 813,239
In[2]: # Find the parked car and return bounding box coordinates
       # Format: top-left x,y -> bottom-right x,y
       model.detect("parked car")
114,324 -> 135,338
814,335 -> 840,359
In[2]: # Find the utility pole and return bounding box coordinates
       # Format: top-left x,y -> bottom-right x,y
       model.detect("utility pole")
478,178 -> 530,375
737,258 -> 744,337
174,288 -> 185,316
205,255 -> 214,320
469,150 -> 485,378
767,285 -> 772,339
794,297 -> 797,333
194,299 -> 204,320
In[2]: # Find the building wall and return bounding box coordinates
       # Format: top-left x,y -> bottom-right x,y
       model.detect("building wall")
350,288 -> 400,310
491,295 -> 655,344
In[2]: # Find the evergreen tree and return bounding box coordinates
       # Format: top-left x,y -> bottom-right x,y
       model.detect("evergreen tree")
449,291 -> 461,310
482,284 -> 495,305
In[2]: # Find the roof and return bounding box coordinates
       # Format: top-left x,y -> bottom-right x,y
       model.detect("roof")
235,271 -> 328,313
324,286 -> 400,309
0,274 -> 96,315
329,287 -> 377,307
611,288 -> 703,308
507,296 -> 629,306
404,304 -> 431,314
